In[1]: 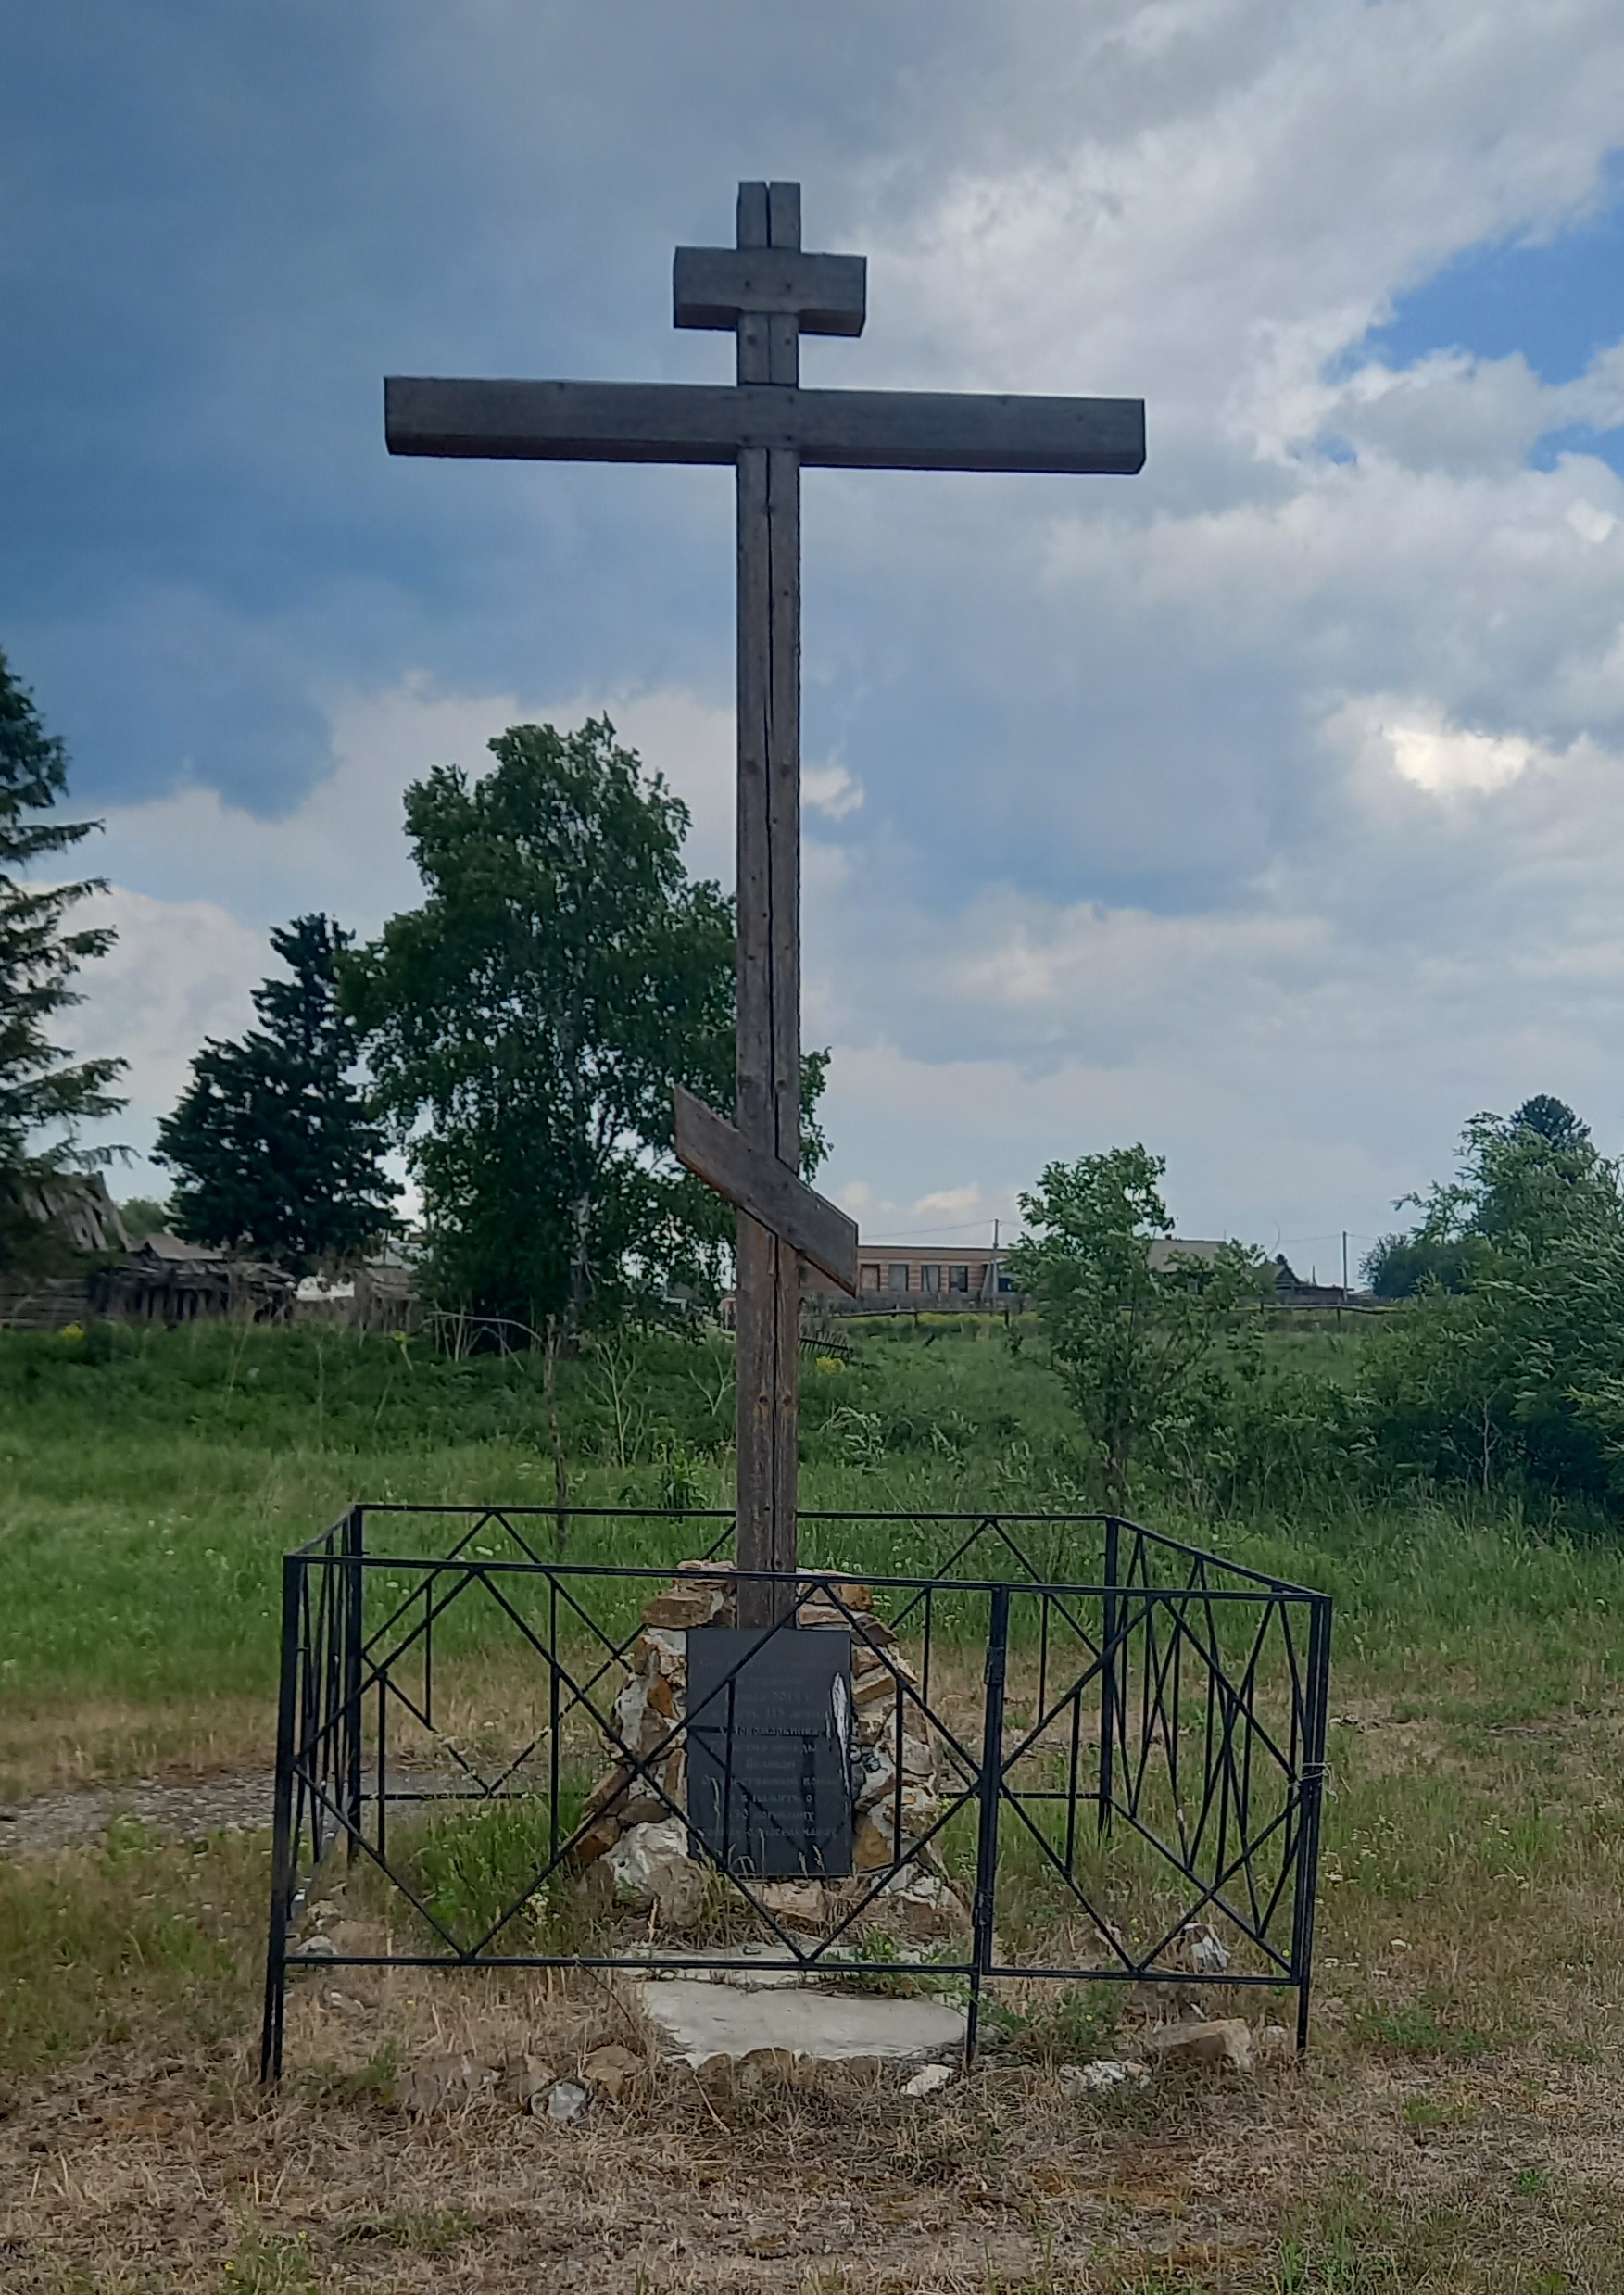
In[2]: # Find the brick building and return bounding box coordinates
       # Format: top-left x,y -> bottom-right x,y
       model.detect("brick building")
804,1242 -> 1014,1307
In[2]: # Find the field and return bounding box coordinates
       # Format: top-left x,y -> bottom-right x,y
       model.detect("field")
4,1316 -> 1624,2290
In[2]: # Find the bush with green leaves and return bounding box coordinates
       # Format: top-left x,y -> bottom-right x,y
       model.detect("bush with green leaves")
1005,1147 -> 1267,1508
1350,1103 -> 1624,1503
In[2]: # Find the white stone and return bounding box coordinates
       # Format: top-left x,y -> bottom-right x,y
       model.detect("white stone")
1058,2058 -> 1148,2097
639,1976 -> 968,2068
605,1816 -> 689,1901
901,2062 -> 954,2098
547,2079 -> 589,2124
612,1674 -> 648,1748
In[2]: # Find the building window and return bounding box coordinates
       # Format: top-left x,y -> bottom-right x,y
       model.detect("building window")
888,1263 -> 910,1292
920,1262 -> 940,1292
949,1264 -> 969,1292
860,1263 -> 880,1293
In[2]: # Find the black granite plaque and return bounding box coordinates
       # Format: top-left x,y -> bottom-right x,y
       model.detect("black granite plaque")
686,1628 -> 853,1878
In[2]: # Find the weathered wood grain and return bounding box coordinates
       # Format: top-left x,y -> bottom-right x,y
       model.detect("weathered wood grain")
384,376 -> 1146,475
672,1091 -> 856,1291
731,180 -> 804,1623
674,246 -> 866,335
383,179 -> 1147,1618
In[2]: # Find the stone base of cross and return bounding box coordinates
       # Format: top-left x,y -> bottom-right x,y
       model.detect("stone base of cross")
386,183 -> 1143,1625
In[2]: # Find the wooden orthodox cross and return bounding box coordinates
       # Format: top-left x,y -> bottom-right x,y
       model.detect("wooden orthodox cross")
387,182 -> 1143,1625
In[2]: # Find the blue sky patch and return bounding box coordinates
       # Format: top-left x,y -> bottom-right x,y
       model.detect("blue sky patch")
1359,154 -> 1624,387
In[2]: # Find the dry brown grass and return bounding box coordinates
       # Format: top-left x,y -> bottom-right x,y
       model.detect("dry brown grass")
3,1689 -> 1624,2290
0,1695 -> 271,1804
8,1644 -> 1624,2287
5,1966 -> 1624,2293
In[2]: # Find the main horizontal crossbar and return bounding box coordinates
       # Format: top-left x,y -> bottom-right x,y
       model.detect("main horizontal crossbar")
385,376 -> 1145,474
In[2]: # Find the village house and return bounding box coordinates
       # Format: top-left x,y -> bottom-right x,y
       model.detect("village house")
800,1241 -> 1015,1309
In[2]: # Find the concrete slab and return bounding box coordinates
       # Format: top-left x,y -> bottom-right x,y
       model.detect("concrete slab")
638,1975 -> 967,2066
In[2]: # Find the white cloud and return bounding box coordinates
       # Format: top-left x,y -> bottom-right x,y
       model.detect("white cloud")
69,677 -> 740,1185
47,0 -> 1624,1245
1384,717 -> 1542,799
803,763 -> 864,821
1567,498 -> 1618,547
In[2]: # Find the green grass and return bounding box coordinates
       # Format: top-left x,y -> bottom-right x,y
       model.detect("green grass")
10,1311 -> 1624,2294
3,1313 -> 1619,1710
0,1819 -> 262,2069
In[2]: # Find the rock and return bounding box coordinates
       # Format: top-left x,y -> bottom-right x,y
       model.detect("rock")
546,2079 -> 589,2125
693,2045 -> 804,2096
567,1813 -> 622,1868
1174,1921 -> 1229,1974
583,2042 -> 641,2101
753,1879 -> 829,1930
609,1815 -> 681,1888
635,1627 -> 688,1672
398,2052 -> 492,2116
607,1817 -> 705,1932
498,2052 -> 554,2108
612,1676 -> 648,1748
644,1589 -> 724,1628
1058,2058 -> 1149,2097
289,1935 -> 337,1960
652,1851 -> 706,1934
585,1764 -> 633,1819
876,1868 -> 969,1943
1144,2018 -> 1253,2074
854,1749 -> 897,1810
735,2046 -> 802,2092
901,2062 -> 953,2099
852,1812 -> 896,1872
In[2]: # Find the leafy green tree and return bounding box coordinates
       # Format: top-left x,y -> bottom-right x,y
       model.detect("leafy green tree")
114,1195 -> 170,1243
155,914 -> 397,1268
1363,1232 -> 1492,1300
0,650 -> 126,1243
1005,1147 -> 1265,1508
1359,1099 -> 1624,1500
348,717 -> 826,1332
1377,1098 -> 1618,1286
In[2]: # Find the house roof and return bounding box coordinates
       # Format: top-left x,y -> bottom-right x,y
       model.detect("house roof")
1147,1237 -> 1227,1268
137,1231 -> 222,1263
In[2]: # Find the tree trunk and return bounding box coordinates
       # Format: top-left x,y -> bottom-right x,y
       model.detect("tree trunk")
563,1191 -> 592,1350
544,1313 -> 569,1555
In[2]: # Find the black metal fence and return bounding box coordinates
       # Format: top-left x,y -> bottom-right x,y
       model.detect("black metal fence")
260,1507 -> 1330,2078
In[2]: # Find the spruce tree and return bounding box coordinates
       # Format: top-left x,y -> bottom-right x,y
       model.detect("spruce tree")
156,914 -> 397,1267
0,649 -> 126,1205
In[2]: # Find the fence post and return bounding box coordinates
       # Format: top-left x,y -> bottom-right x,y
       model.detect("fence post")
965,1583 -> 1011,2070
342,1505 -> 365,1860
1291,1594 -> 1334,2052
1098,1515 -> 1120,1835
259,1551 -> 303,2083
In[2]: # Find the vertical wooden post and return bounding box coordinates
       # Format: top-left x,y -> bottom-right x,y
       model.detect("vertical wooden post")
734,180 -> 802,1627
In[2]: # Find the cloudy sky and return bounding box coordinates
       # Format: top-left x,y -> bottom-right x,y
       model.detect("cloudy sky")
6,2 -> 1624,1275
